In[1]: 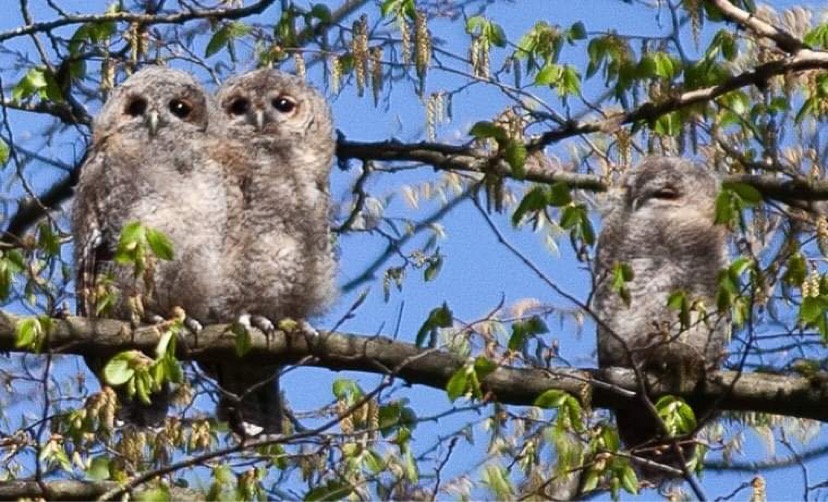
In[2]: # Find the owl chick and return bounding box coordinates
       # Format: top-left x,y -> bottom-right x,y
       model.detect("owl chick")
211,68 -> 337,436
592,157 -> 730,480
72,66 -> 234,426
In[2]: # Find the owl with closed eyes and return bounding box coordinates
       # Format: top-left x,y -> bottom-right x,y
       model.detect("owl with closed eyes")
72,66 -> 237,427
592,157 -> 730,483
210,68 -> 337,436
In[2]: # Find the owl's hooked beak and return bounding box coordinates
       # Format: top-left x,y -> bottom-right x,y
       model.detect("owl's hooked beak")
146,110 -> 160,137
253,110 -> 266,131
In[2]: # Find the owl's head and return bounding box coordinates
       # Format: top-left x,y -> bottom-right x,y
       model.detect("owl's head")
215,69 -> 334,155
623,157 -> 719,217
94,66 -> 213,142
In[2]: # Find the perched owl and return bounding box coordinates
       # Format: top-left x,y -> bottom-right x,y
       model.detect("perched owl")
72,66 -> 235,426
211,68 -> 337,436
592,157 -> 730,480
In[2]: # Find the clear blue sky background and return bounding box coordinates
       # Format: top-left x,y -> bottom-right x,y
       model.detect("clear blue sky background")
1,0 -> 826,499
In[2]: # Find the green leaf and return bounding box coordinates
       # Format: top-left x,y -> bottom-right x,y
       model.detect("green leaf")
534,389 -> 568,408
548,182 -> 572,206
230,321 -> 252,357
473,356 -> 497,380
424,254 -> 442,282
204,21 -> 252,58
14,318 -> 38,350
86,455 -> 111,481
534,63 -> 561,86
305,481 -> 353,501
310,3 -> 332,23
206,24 -> 231,57
469,121 -> 507,141
0,139 -> 9,167
415,302 -> 453,347
512,186 -> 548,226
146,228 -> 175,260
723,181 -> 763,205
332,378 -> 361,400
508,316 -> 548,351
619,465 -> 639,494
445,366 -> 469,402
103,352 -> 136,386
136,485 -> 171,502
783,253 -> 806,287
800,296 -> 826,325
569,21 -> 586,41
504,140 -> 526,179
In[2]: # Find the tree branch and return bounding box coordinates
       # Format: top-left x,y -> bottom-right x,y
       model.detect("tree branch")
0,0 -> 278,43
708,0 -> 806,54
0,479 -> 200,501
2,312 -> 827,423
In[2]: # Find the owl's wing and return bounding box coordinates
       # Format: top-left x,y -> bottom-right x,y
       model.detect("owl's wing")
72,151 -> 116,318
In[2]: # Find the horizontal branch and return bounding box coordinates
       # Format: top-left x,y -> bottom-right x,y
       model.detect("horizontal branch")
2,312 -> 826,423
0,479 -> 198,501
337,139 -> 828,203
0,0 -> 277,42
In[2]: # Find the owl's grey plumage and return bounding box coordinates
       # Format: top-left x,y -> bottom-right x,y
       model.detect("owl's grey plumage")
72,66 -> 233,426
211,68 -> 337,436
592,157 -> 730,480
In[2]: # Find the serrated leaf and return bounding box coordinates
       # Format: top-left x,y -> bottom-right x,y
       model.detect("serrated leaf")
146,228 -> 174,260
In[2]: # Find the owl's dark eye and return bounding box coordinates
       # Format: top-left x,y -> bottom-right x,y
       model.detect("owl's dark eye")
169,99 -> 192,119
125,97 -> 147,117
271,96 -> 296,113
229,97 -> 249,116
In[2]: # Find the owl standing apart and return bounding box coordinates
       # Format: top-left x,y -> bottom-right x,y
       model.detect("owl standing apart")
72,66 -> 235,426
592,157 -> 730,481
211,68 -> 337,436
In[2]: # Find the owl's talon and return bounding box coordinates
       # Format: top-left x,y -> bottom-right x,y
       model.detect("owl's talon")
184,317 -> 203,333
251,315 -> 275,334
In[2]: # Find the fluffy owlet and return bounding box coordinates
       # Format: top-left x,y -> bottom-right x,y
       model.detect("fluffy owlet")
211,68 -> 337,436
72,66 -> 234,426
592,157 -> 730,481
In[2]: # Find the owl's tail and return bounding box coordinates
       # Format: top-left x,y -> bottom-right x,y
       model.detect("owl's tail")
615,401 -> 709,484
213,363 -> 284,437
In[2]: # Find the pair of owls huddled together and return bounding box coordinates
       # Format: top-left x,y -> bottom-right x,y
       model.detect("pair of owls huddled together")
71,66 -> 337,437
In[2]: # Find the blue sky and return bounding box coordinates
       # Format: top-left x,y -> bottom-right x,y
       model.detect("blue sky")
1,0 -> 827,499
